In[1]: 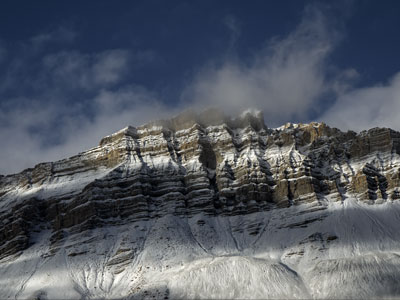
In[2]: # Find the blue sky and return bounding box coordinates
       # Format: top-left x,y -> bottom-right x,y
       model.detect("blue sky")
1,0 -> 400,174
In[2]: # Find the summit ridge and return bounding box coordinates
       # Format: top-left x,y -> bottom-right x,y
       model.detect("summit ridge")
1,110 -> 400,298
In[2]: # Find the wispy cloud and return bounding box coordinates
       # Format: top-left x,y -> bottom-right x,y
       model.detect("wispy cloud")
0,30 -> 171,174
182,5 -> 342,126
30,27 -> 77,49
321,73 -> 400,131
1,5 -> 400,175
41,49 -> 131,90
223,15 -> 241,51
0,84 -> 175,175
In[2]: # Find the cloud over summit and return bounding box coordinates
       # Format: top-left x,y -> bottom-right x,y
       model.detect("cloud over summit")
321,73 -> 400,131
0,3 -> 399,174
182,4 -> 341,125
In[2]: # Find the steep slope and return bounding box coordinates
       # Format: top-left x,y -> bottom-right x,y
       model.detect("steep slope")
1,110 -> 400,299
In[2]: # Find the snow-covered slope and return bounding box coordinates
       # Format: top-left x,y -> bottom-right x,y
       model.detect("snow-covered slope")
1,110 -> 400,299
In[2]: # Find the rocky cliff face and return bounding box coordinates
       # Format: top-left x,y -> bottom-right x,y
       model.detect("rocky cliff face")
2,110 -> 400,299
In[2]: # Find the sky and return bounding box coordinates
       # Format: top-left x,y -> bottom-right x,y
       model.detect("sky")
1,0 -> 400,175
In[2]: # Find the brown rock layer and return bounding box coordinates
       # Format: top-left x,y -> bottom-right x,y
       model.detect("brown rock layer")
1,111 -> 400,259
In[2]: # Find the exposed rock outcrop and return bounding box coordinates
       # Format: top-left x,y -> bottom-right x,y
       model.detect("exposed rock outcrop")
1,111 -> 400,260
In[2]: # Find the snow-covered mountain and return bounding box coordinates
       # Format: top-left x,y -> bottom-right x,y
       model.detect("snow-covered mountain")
2,109 -> 400,299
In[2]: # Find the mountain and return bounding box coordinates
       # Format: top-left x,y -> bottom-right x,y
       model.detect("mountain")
1,109 -> 400,299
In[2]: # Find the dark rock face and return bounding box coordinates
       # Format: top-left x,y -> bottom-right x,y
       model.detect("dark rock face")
1,111 -> 400,260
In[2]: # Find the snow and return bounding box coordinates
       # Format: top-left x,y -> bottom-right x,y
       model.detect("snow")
2,198 -> 400,299
168,256 -> 310,299
0,166 -> 112,211
2,118 -> 400,298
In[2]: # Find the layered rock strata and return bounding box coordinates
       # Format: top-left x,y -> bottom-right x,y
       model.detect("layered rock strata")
1,110 -> 400,261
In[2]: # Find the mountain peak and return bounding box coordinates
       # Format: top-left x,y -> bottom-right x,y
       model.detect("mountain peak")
110,109 -> 267,138
2,110 -> 400,298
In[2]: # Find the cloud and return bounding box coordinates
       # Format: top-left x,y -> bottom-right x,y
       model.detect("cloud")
223,15 -> 241,50
0,4 -> 346,174
44,85 -> 174,157
30,27 -> 77,49
0,36 -> 170,174
0,85 -> 176,175
320,73 -> 400,132
92,50 -> 131,85
182,3 -> 400,134
1,3 -> 400,175
182,4 -> 341,126
41,49 -> 131,91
